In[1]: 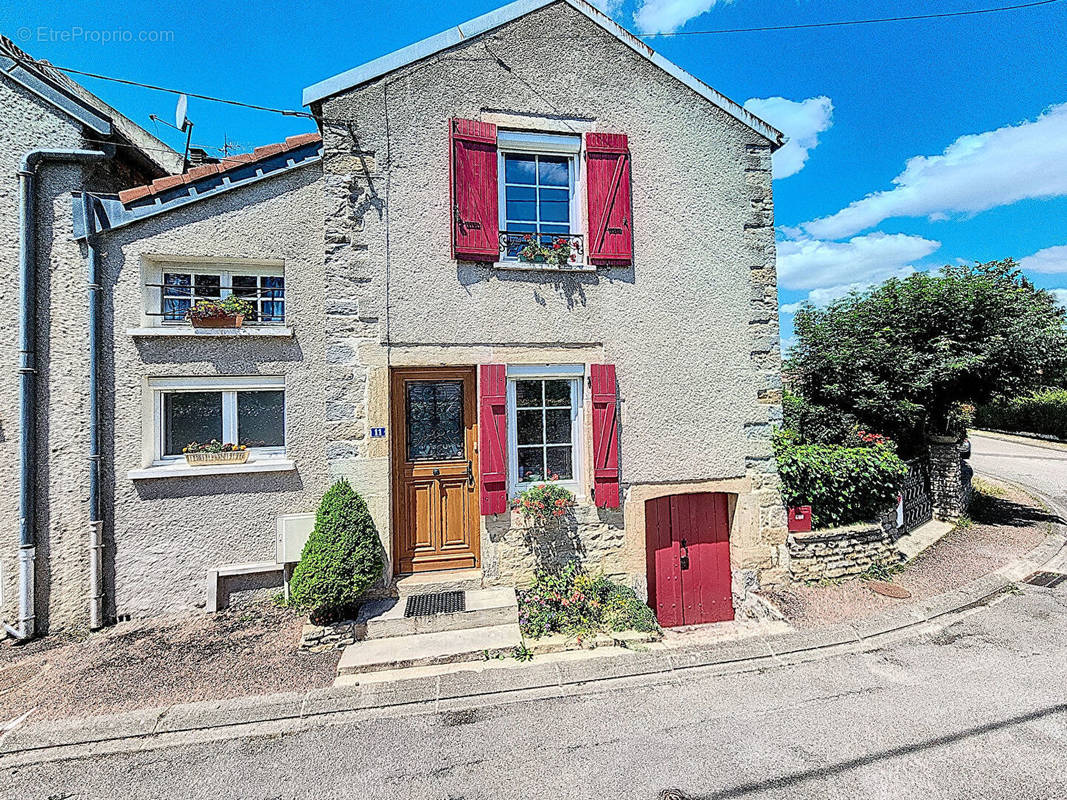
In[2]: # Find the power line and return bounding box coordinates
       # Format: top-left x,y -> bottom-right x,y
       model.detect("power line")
640,0 -> 1063,36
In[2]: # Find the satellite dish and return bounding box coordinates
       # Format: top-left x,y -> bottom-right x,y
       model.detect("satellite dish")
175,94 -> 188,131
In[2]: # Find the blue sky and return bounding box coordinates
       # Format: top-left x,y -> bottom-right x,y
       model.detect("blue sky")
4,0 -> 1067,344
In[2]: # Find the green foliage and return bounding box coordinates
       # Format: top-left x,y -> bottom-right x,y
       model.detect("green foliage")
512,479 -> 576,524
782,391 -> 857,445
187,295 -> 255,321
786,259 -> 1067,454
290,480 -> 384,623
517,561 -> 659,638
773,430 -> 909,529
974,389 -> 1067,441
182,439 -> 247,453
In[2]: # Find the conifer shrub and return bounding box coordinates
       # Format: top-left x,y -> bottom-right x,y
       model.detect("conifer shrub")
290,480 -> 384,623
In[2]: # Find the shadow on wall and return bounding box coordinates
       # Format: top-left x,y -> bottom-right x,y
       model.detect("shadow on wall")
133,470 -> 305,501
455,261 -> 636,311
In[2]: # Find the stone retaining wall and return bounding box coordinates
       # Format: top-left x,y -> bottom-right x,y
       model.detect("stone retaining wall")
299,620 -> 359,652
928,439 -> 974,520
787,510 -> 902,582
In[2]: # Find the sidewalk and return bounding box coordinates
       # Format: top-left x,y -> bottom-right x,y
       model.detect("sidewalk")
3,505 -> 1063,768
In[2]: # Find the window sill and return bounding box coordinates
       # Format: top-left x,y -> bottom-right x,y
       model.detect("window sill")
128,457 -> 296,480
491,261 -> 596,273
127,326 -> 294,338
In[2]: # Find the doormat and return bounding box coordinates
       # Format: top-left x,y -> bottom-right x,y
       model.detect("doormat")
404,590 -> 466,617
1023,571 -> 1067,588
867,580 -> 912,599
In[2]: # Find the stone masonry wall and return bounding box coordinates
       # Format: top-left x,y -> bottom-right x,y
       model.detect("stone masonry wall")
787,509 -> 902,582
929,439 -> 973,520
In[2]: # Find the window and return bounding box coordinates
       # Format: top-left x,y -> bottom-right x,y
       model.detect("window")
497,132 -> 581,263
150,377 -> 286,461
506,365 -> 584,494
149,262 -> 285,326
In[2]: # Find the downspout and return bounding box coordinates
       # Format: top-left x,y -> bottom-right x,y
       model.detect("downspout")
8,148 -> 108,641
82,190 -> 105,631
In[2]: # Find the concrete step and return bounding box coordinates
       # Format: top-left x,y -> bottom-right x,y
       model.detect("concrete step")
336,623 -> 522,675
394,569 -> 483,596
358,588 -> 518,640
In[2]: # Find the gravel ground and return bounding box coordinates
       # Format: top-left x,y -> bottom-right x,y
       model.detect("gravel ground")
766,478 -> 1054,629
0,602 -> 338,723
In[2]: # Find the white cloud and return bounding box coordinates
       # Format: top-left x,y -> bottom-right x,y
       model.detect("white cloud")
1050,289 -> 1067,308
802,102 -> 1067,240
743,96 -> 833,179
780,282 -> 871,313
633,0 -> 733,34
1019,244 -> 1067,274
589,0 -> 624,15
777,231 -> 940,291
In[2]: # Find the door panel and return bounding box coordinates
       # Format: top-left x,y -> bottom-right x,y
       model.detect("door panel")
645,492 -> 734,627
392,368 -> 480,574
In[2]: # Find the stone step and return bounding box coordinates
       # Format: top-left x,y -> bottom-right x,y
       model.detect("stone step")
336,623 -> 522,675
358,588 -> 518,640
394,569 -> 483,596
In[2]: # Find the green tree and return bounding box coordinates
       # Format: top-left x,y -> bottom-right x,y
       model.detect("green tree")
290,479 -> 384,622
787,259 -> 1067,454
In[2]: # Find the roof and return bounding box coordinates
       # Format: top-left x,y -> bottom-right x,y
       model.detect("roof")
0,35 -> 184,175
73,134 -> 322,239
301,0 -> 784,149
117,133 -> 322,204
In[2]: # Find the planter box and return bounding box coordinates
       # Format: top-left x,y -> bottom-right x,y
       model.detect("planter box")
190,314 -> 244,329
184,450 -> 249,466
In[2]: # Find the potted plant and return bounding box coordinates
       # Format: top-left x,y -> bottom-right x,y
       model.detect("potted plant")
518,235 -> 575,267
512,475 -> 576,527
182,440 -> 249,466
186,296 -> 255,328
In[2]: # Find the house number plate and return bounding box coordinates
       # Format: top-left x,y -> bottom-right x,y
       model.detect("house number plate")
370,427 -> 386,438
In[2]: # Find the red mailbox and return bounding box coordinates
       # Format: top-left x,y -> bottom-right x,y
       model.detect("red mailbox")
787,506 -> 812,533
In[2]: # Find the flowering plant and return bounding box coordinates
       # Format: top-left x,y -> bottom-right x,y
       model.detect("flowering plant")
512,476 -> 575,525
182,439 -> 248,454
186,295 -> 254,322
518,234 -> 575,267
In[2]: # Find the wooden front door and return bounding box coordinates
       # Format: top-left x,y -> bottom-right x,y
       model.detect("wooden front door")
645,493 -> 733,627
391,367 -> 480,574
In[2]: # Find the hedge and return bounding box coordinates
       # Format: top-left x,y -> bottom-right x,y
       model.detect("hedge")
974,389 -> 1067,441
774,432 -> 908,529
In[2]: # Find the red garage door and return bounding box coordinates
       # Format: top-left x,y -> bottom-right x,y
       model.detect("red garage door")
645,493 -> 733,627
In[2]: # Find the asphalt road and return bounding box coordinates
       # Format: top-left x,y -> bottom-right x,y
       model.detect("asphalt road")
8,586 -> 1067,800
969,431 -> 1067,514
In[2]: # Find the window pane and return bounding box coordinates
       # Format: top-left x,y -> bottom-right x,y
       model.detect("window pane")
164,392 -> 222,455
163,297 -> 190,322
164,273 -> 192,296
405,380 -> 465,461
232,275 -> 258,296
539,189 -> 570,223
516,410 -> 543,445
538,156 -> 569,186
505,185 -> 535,202
237,390 -> 285,448
543,380 -> 571,407
194,274 -> 221,298
517,447 -> 545,483
261,300 -> 284,322
504,155 -> 536,184
515,380 -> 542,408
545,409 -> 571,444
505,200 -> 536,222
546,446 -> 573,480
541,224 -> 569,236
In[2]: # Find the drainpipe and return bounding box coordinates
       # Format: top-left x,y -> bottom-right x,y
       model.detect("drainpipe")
82,190 -> 105,631
8,148 -> 109,641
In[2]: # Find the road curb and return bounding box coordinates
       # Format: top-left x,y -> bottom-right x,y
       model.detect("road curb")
3,514 -> 1065,766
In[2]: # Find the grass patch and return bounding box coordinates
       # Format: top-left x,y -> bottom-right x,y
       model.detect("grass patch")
971,476 -> 1006,498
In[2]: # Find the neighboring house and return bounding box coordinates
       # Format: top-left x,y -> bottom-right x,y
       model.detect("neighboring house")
0,36 -> 182,635
9,0 -> 789,637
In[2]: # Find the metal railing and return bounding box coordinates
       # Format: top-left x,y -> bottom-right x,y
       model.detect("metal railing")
499,231 -> 584,267
144,282 -> 286,325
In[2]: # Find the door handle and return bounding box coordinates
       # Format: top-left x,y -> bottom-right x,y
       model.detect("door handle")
679,538 -> 690,571
466,460 -> 475,488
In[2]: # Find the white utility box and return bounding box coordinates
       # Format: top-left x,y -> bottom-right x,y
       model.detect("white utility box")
276,512 -> 315,564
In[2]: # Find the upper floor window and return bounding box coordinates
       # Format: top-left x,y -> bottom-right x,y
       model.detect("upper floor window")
497,132 -> 581,265
143,258 -> 285,327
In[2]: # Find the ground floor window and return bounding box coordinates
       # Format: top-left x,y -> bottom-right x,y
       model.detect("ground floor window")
150,377 -> 286,461
506,365 -> 583,495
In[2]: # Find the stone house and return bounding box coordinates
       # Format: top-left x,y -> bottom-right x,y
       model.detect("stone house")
5,0 -> 789,637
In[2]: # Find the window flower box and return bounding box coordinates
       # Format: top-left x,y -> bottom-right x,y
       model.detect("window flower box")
182,440 -> 249,466
187,297 -> 254,329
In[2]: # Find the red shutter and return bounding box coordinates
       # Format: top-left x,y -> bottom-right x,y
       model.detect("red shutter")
450,119 -> 499,262
585,133 -> 633,266
590,363 -> 620,508
479,364 -> 508,515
